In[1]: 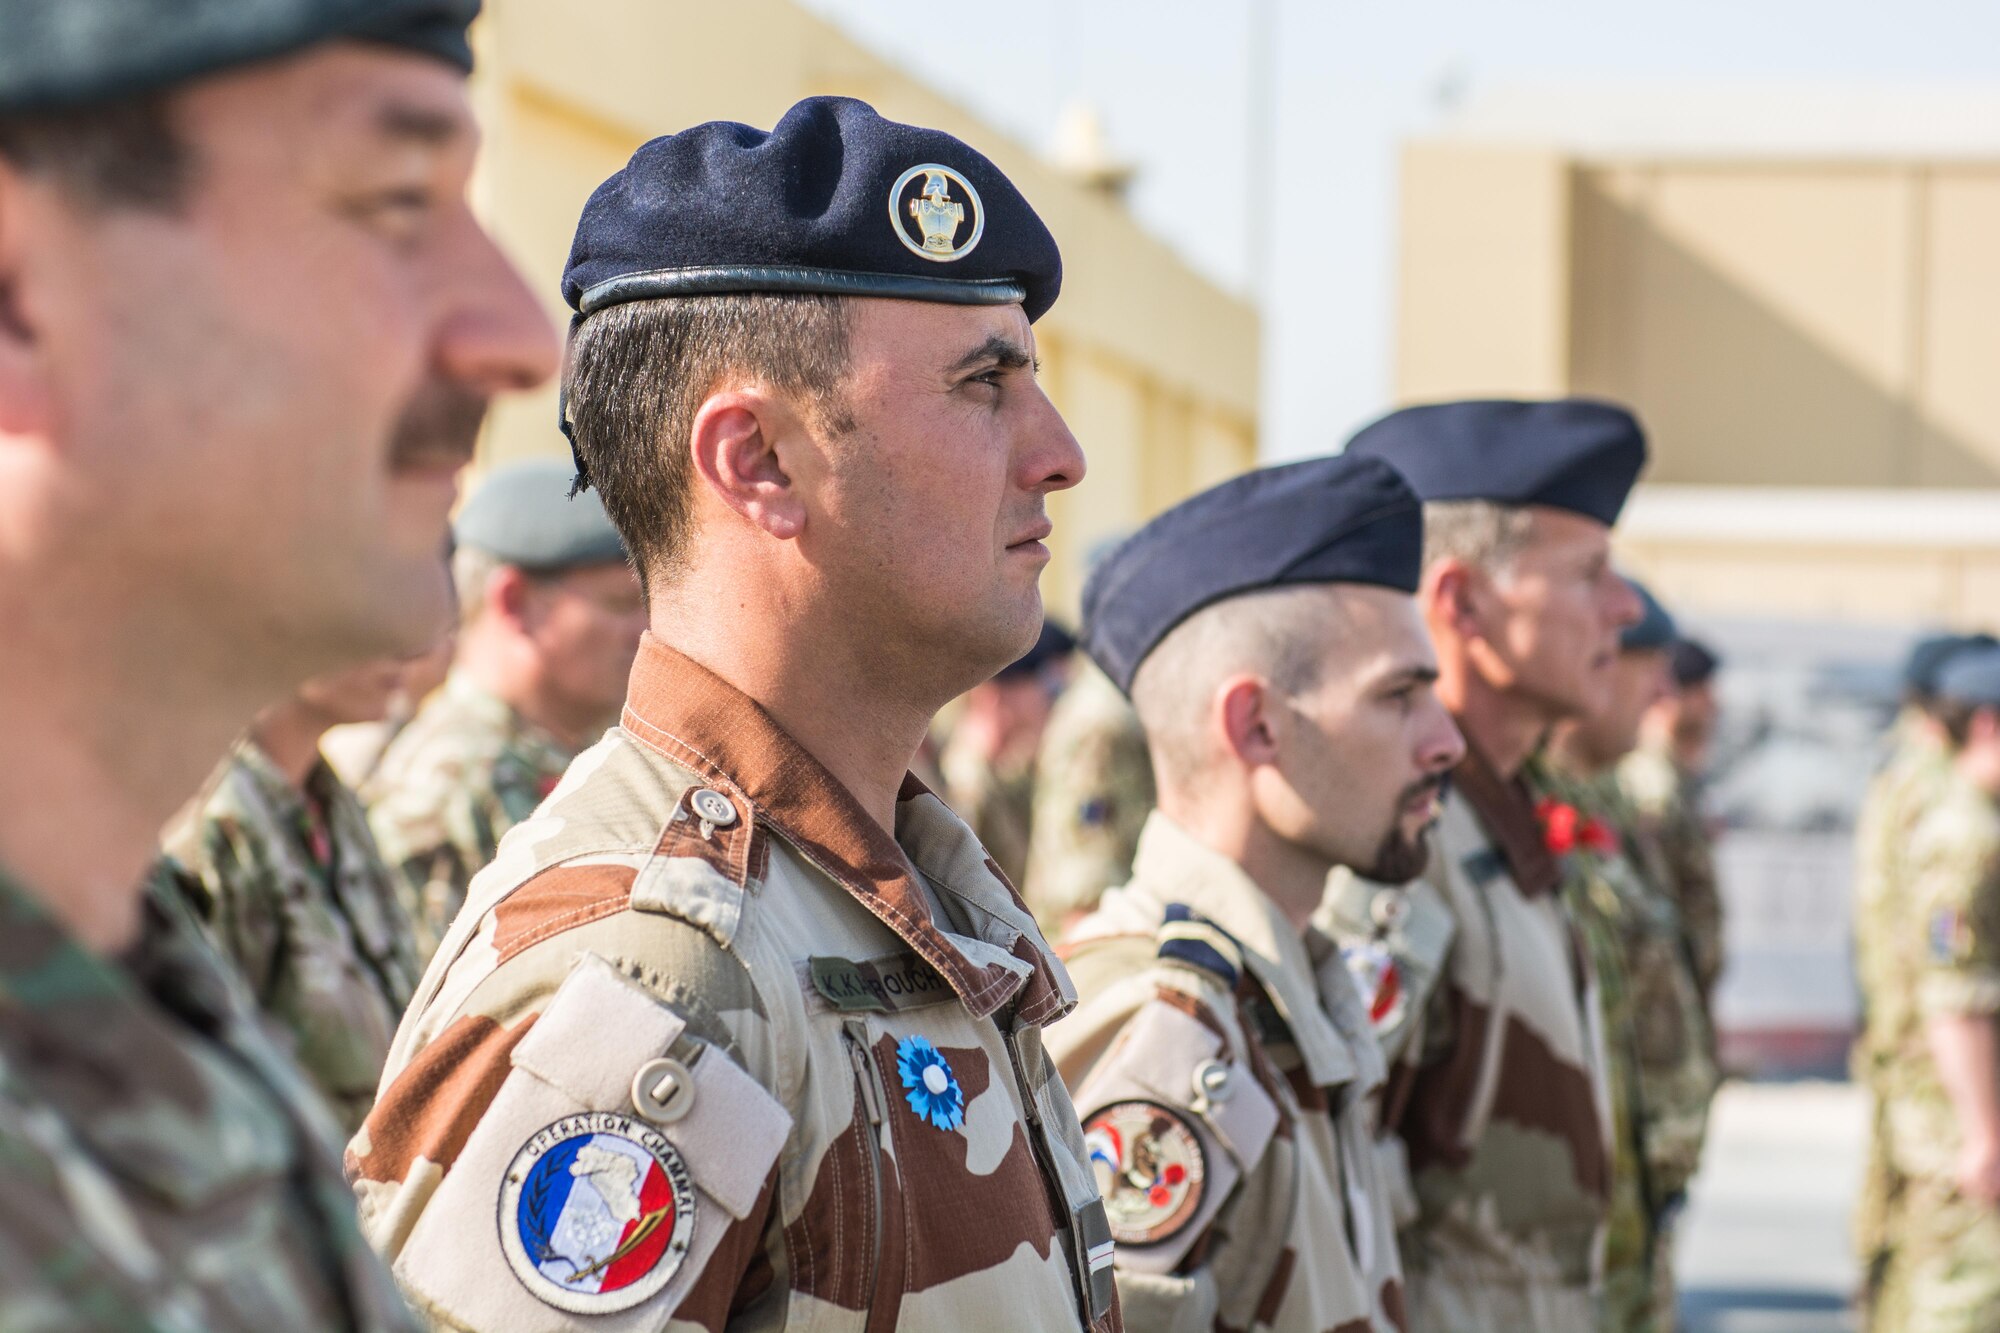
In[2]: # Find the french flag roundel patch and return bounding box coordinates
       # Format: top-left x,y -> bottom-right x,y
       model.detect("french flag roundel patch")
499,1112 -> 698,1313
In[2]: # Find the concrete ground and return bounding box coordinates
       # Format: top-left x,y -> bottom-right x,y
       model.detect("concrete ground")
1676,1079 -> 1867,1332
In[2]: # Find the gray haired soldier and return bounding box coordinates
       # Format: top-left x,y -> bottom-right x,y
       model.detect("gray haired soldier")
1049,454 -> 1463,1332
365,458 -> 647,962
0,0 -> 556,1327
1320,399 -> 1646,1332
351,99 -> 1121,1330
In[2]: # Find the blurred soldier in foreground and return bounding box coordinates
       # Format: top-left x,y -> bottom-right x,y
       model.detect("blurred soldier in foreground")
164,658 -> 425,1133
1320,399 -> 1645,1332
350,99 -> 1121,1330
1854,630 -> 1998,1319
366,458 -> 645,962
1620,636 -> 1726,1012
1872,645 -> 2000,1331
1051,455 -> 1462,1331
941,619 -> 1075,887
1540,581 -> 1719,1332
1026,656 -> 1157,930
0,0 -> 556,1325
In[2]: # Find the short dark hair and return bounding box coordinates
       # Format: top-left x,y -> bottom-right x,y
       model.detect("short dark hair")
562,293 -> 852,593
0,92 -> 194,210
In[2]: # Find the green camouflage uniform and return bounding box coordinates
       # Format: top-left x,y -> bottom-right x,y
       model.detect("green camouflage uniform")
363,671 -> 575,966
1874,769 -> 2000,1331
1320,740 -> 1611,1333
0,865 -> 418,1331
939,733 -> 1036,890
1853,722 -> 1953,1316
1617,744 -> 1725,1011
1023,663 -> 1155,930
162,739 -> 422,1133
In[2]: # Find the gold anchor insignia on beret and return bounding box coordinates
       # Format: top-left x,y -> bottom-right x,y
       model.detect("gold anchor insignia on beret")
890,163 -> 985,263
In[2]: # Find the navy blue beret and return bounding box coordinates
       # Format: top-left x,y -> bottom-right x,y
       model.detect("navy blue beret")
1344,398 -> 1648,527
0,0 -> 476,111
1669,637 -> 1720,687
455,459 -> 626,571
1080,455 -> 1424,695
1905,631 -> 1999,697
998,620 -> 1076,682
1620,578 -> 1677,653
1935,644 -> 2000,710
562,97 -> 1060,323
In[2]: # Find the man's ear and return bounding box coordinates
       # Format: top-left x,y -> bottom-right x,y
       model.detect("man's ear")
1422,558 -> 1484,644
0,161 -> 57,439
689,388 -> 806,541
1216,673 -> 1281,770
486,564 -> 538,633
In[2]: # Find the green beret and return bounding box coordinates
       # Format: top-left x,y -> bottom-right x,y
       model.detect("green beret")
0,0 -> 479,113
455,459 -> 627,572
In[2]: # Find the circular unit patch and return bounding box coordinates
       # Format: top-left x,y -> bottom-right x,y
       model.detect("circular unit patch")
1082,1100 -> 1206,1246
499,1112 -> 698,1314
889,163 -> 985,262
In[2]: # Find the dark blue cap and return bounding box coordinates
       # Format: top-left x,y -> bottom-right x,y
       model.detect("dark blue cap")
1620,578 -> 1677,653
1344,398 -> 1647,527
1936,644 -> 2000,709
1670,637 -> 1720,687
1080,455 -> 1423,694
455,459 -> 626,571
562,97 -> 1061,323
0,0 -> 478,112
1905,631 -> 2000,697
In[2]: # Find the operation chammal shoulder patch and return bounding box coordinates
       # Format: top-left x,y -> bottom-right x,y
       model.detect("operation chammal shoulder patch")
1083,1100 -> 1206,1246
499,1112 -> 698,1313
890,163 -> 984,262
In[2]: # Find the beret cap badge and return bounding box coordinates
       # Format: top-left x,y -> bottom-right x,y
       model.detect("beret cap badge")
891,164 -> 985,262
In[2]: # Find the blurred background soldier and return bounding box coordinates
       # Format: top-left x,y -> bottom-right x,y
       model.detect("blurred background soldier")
365,457 -> 645,961
1871,645 -> 2000,1330
162,658 -> 425,1132
1854,629 -> 1999,1318
0,0 -> 555,1324
1321,398 -> 1646,1332
323,619 -> 458,789
940,619 -> 1076,888
1026,653 -> 1157,931
1053,454 -> 1461,1332
1540,579 -> 1720,1332
1621,635 -> 1727,1014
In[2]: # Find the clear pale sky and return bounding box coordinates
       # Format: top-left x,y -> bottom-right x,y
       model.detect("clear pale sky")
797,0 -> 2000,460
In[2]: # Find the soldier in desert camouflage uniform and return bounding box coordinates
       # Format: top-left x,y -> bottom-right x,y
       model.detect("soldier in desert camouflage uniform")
0,0 -> 556,1325
352,99 -> 1120,1331
940,619 -> 1075,888
1543,580 -> 1719,1332
1025,658 -> 1157,930
1872,645 -> 2000,1331
163,658 -> 425,1132
366,459 -> 645,962
1853,631 -> 1997,1318
1320,399 -> 1647,1332
1051,455 -> 1461,1332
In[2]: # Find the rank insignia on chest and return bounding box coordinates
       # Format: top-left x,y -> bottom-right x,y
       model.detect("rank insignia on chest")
499,1113 -> 697,1313
1341,940 -> 1406,1030
1083,1100 -> 1207,1246
895,1034 -> 965,1131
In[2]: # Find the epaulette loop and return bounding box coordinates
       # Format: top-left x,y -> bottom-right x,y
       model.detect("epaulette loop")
1157,904 -> 1243,987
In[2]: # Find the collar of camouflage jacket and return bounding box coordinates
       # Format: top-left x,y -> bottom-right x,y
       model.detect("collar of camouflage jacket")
1126,812 -> 1371,1090
1451,731 -> 1561,898
620,633 -> 1075,1027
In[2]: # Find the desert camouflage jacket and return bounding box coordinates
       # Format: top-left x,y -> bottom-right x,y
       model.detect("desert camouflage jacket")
164,739 -> 421,1132
1616,745 -> 1724,1009
1320,739 -> 1610,1333
350,636 -> 1120,1332
364,671 -> 576,965
0,866 -> 417,1332
1024,665 -> 1155,931
1051,814 -> 1406,1333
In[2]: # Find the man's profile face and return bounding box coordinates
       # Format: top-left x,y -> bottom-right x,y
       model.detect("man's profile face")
1264,586 -> 1464,883
1468,509 -> 1641,723
21,43 -> 556,676
806,298 -> 1084,690
1573,647 -> 1672,769
520,561 -> 648,723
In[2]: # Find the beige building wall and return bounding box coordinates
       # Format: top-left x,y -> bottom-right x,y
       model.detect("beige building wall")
1396,140 -> 2000,625
466,0 -> 1258,620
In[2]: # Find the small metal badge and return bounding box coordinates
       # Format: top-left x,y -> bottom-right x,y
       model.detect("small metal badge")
687,787 -> 737,840
1369,890 -> 1409,931
631,1057 -> 696,1125
889,163 -> 985,263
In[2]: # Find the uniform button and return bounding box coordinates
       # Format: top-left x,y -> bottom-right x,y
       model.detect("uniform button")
632,1056 -> 697,1124
689,788 -> 739,829
1370,890 -> 1409,930
1192,1059 -> 1233,1105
